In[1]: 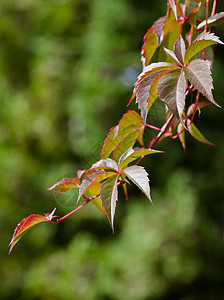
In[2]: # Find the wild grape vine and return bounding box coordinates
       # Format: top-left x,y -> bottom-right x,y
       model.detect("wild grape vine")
9,0 -> 224,254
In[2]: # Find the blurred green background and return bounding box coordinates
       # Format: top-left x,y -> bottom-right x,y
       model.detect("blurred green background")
0,0 -> 224,299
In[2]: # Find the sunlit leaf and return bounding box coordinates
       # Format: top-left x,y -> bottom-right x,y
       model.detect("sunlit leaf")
9,209 -> 56,254
101,110 -> 144,159
147,71 -> 170,111
158,22 -> 182,63
141,26 -> 158,67
184,32 -> 224,64
78,171 -> 117,203
187,120 -> 215,145
48,177 -> 80,195
157,69 -> 187,124
123,165 -> 152,204
112,129 -> 141,162
118,147 -> 163,170
83,181 -> 108,219
184,59 -> 220,107
100,175 -> 118,231
197,12 -> 224,29
90,158 -> 118,172
168,0 -> 178,20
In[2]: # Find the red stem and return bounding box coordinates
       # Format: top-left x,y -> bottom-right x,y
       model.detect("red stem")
211,0 -> 217,16
51,194 -> 100,223
149,113 -> 175,148
136,113 -> 175,165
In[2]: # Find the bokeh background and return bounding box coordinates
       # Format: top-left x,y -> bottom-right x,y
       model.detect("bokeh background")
0,0 -> 224,299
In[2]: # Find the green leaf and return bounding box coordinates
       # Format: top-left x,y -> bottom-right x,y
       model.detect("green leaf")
157,69 -> 187,124
187,120 -> 215,145
101,110 -> 144,159
78,170 -> 117,203
168,0 -> 178,20
9,209 -> 56,254
147,71 -> 170,111
123,165 -> 152,205
197,12 -> 224,29
184,32 -> 224,64
48,178 -> 80,195
100,175 -> 118,231
177,123 -> 186,151
112,128 -> 142,162
141,26 -> 158,67
188,3 -> 201,27
118,147 -> 163,170
184,59 -> 220,107
83,181 -> 108,219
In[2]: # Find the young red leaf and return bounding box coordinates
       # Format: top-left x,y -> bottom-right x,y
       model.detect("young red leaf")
123,165 -> 152,205
9,208 -> 56,254
100,175 -> 118,231
184,32 -> 224,65
48,178 -> 80,195
157,69 -> 187,125
184,59 -> 220,107
187,101 -> 210,117
197,12 -> 224,29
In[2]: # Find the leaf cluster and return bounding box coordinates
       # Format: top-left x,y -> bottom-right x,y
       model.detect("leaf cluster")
9,0 -> 224,254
